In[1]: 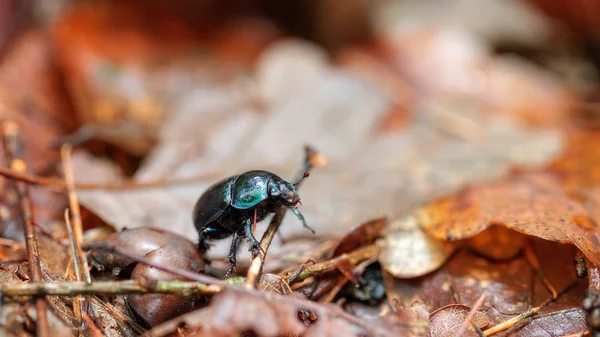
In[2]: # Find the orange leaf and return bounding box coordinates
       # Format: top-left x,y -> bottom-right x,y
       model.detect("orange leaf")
418,172 -> 600,266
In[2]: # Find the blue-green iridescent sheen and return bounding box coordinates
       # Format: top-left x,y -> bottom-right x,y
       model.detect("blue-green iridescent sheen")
230,170 -> 271,209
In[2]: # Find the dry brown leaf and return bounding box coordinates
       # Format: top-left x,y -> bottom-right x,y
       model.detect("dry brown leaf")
467,226 -> 529,261
383,239 -> 586,329
507,309 -> 587,337
547,130 -> 600,190
330,217 -> 386,258
51,1 -> 277,154
429,304 -> 490,337
380,299 -> 430,337
418,172 -> 600,266
375,22 -> 576,128
378,215 -> 456,278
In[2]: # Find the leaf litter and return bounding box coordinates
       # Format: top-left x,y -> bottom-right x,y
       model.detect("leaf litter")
2,0 -> 600,336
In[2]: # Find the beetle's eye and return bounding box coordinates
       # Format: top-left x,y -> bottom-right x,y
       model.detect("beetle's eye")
286,191 -> 295,200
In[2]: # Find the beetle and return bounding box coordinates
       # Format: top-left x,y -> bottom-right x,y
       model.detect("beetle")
193,170 -> 313,275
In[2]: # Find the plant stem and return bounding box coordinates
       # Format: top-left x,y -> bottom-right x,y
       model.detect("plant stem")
0,280 -> 222,297
278,244 -> 380,283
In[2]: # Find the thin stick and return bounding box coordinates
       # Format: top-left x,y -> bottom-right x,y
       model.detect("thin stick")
278,245 -> 380,283
244,146 -> 325,289
82,311 -> 104,337
2,122 -> 49,337
483,280 -> 579,336
61,145 -> 91,283
0,166 -> 221,191
455,290 -> 488,337
0,259 -> 26,267
0,280 -> 222,297
483,307 -> 541,336
83,243 -> 392,337
245,208 -> 285,289
64,210 -> 83,324
95,297 -> 145,334
524,244 -> 557,299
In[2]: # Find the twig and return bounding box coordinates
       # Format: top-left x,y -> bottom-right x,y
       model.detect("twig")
86,243 -> 392,337
483,279 -> 580,336
2,121 -> 49,337
62,145 -> 92,328
0,166 -> 221,191
0,280 -> 222,297
61,145 -> 91,283
0,259 -> 26,267
245,208 -> 285,289
64,210 -> 83,324
244,146 -> 326,289
455,290 -> 487,337
278,244 -> 380,283
82,311 -> 104,337
524,244 -> 557,299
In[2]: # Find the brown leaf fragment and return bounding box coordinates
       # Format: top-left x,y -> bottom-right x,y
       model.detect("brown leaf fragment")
303,317 -> 359,337
384,240 -> 585,328
430,304 -> 490,337
259,273 -> 293,295
418,172 -> 600,267
546,130 -> 600,190
380,299 -> 429,337
509,309 -> 587,337
201,289 -> 306,337
467,226 -> 528,261
331,217 -> 387,257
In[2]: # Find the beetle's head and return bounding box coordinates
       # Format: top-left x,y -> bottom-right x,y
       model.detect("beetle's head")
268,178 -> 301,206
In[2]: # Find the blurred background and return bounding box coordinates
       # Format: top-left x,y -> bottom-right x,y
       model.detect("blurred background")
1,0 -> 600,261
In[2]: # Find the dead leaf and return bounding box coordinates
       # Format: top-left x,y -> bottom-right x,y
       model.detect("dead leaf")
418,172 -> 600,267
507,309 -> 587,337
260,273 -> 293,295
380,299 -> 429,337
383,239 -> 586,328
467,226 -> 528,261
379,215 -> 456,278
331,217 -> 386,258
72,62 -> 563,267
547,130 -> 600,190
429,304 -> 490,337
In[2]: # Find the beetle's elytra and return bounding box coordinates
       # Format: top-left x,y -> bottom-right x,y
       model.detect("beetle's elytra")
193,170 -> 313,276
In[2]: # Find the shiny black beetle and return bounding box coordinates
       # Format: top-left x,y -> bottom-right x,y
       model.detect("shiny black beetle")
193,170 -> 313,274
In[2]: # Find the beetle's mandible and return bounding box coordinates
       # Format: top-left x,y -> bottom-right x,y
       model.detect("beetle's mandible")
193,170 -> 313,276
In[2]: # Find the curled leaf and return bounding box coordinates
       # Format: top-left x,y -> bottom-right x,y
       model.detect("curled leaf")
417,172 -> 600,266
379,215 -> 455,278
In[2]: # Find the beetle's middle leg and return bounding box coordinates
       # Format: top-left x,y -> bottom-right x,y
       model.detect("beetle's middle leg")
225,231 -> 242,277
244,218 -> 264,258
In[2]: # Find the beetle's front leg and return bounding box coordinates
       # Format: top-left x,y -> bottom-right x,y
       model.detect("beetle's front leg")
244,219 -> 264,258
289,207 -> 315,234
225,231 -> 242,277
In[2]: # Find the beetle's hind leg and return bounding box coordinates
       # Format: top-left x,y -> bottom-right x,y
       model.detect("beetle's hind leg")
244,219 -> 264,258
225,231 -> 242,278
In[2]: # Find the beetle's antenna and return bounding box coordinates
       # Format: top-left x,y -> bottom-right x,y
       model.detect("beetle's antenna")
293,172 -> 310,186
292,145 -> 327,188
